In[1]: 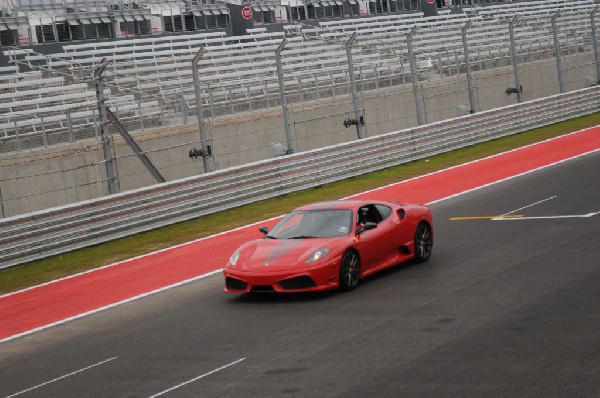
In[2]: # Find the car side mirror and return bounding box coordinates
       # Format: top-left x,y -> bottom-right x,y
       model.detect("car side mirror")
259,226 -> 269,235
357,222 -> 377,234
364,222 -> 378,231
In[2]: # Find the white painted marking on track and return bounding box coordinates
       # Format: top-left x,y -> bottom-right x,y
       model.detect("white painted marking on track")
345,128 -> 598,200
493,212 -> 599,221
4,357 -> 117,398
427,148 -> 600,206
0,270 -> 222,344
0,218 -> 279,301
502,196 -> 557,216
148,358 -> 246,398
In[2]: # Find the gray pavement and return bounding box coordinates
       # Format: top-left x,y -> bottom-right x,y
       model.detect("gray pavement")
1,151 -> 599,398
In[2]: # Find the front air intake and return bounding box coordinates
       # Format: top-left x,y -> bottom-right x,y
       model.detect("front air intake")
226,277 -> 248,291
279,276 -> 317,290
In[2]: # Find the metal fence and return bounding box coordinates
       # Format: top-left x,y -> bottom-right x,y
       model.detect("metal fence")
0,85 -> 598,269
1,3 -> 599,218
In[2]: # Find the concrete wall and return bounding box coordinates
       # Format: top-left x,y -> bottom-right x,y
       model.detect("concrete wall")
0,51 -> 596,217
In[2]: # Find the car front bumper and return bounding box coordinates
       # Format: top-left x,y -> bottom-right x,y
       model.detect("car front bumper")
223,261 -> 340,293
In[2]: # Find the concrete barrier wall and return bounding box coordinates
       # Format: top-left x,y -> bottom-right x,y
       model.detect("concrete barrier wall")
0,51 -> 595,217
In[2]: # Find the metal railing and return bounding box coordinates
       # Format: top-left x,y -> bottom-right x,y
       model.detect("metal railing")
0,85 -> 598,269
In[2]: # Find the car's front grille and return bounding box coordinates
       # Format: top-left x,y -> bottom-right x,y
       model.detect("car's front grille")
226,277 -> 248,291
279,276 -> 317,290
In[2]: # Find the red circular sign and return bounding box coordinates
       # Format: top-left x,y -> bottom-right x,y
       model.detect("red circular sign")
426,0 -> 435,3
242,6 -> 252,19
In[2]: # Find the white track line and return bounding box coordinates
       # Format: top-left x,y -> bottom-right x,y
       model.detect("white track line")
502,196 -> 557,216
0,217 -> 280,301
0,270 -> 222,345
4,357 -> 117,398
428,148 -> 600,205
493,212 -> 599,221
148,358 -> 246,398
345,127 -> 597,200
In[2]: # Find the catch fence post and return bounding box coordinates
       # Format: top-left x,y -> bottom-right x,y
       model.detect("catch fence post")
591,7 -> 600,84
66,110 -> 74,142
138,102 -> 145,130
0,186 -> 5,219
407,25 -> 425,125
14,122 -> 21,151
551,11 -> 565,93
509,16 -> 523,103
462,20 -> 476,113
94,58 -> 119,195
41,116 -> 47,147
275,39 -> 295,154
346,32 -> 367,139
192,47 -> 214,172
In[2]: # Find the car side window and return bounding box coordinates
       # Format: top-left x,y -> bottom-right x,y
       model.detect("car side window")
358,204 -> 389,225
374,205 -> 392,221
357,206 -> 371,225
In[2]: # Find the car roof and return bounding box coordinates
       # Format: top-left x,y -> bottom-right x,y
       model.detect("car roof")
295,200 -> 396,211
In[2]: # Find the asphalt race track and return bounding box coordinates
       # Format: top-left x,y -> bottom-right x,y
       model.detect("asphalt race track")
1,151 -> 599,397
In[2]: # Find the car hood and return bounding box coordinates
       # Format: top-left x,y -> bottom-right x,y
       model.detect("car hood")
233,237 -> 343,271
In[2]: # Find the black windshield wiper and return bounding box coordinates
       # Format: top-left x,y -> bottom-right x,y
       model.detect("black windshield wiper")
289,235 -> 318,239
265,235 -> 277,239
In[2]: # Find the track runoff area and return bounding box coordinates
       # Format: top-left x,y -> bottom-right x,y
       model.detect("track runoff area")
0,126 -> 599,396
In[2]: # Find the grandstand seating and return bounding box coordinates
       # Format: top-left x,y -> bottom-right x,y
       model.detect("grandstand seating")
0,0 -> 598,150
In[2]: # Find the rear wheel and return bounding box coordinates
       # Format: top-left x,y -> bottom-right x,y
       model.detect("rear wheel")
339,250 -> 360,291
414,222 -> 433,263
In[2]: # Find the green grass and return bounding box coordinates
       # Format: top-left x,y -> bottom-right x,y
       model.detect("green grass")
1,113 -> 598,295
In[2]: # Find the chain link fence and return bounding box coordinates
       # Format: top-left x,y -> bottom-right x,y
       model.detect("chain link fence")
1,4 -> 600,217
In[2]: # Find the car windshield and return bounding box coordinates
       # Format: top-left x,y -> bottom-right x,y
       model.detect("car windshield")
267,209 -> 353,239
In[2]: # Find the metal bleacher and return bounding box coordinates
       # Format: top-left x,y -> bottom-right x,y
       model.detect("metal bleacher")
0,0 -> 598,151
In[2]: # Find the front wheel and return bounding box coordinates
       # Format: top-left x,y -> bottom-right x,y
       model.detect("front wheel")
414,222 -> 433,263
339,250 -> 360,291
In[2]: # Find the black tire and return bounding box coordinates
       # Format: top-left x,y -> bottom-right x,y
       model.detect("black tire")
339,250 -> 360,291
414,222 -> 433,263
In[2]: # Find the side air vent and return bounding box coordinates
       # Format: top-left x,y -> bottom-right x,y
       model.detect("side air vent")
399,245 -> 411,255
398,208 -> 406,220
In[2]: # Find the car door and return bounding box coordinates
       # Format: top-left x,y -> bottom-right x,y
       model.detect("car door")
371,204 -> 401,267
354,204 -> 397,273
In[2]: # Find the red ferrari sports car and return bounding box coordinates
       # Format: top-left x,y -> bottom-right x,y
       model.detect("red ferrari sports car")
223,199 -> 433,293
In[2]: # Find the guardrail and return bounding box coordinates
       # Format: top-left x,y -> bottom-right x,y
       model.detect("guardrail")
1,86 -> 598,269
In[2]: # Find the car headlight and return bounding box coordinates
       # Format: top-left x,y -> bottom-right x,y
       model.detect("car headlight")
305,248 -> 330,263
229,249 -> 241,266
